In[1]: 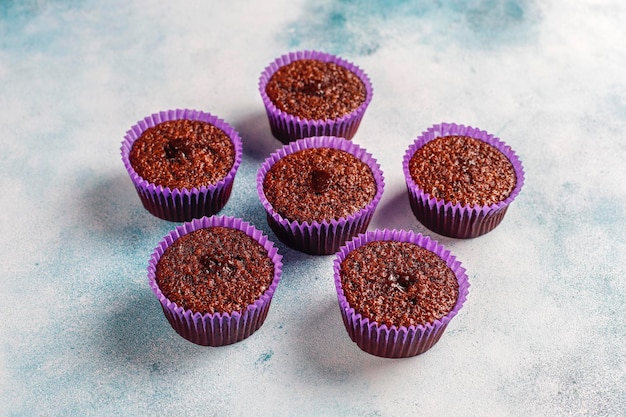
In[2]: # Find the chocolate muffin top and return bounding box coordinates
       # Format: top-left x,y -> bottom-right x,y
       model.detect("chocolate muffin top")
340,240 -> 459,328
265,59 -> 367,120
155,226 -> 275,315
409,135 -> 516,207
129,119 -> 235,190
263,147 -> 376,223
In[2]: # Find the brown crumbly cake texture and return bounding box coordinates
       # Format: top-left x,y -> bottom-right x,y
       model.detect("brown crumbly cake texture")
265,59 -> 367,120
155,227 -> 274,315
263,147 -> 376,223
129,119 -> 235,189
409,135 -> 516,207
340,240 -> 459,328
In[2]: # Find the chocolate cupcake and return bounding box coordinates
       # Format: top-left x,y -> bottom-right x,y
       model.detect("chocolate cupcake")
403,123 -> 525,238
259,50 -> 373,144
121,109 -> 243,222
148,215 -> 283,346
334,229 -> 469,358
257,136 -> 384,255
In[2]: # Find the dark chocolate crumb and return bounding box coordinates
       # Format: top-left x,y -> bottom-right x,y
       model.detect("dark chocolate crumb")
311,169 -> 332,193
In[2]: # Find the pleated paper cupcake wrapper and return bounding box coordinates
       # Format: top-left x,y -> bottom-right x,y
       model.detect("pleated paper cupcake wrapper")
259,50 -> 373,144
402,122 -> 525,239
257,136 -> 385,255
334,229 -> 470,358
147,215 -> 283,346
121,109 -> 243,222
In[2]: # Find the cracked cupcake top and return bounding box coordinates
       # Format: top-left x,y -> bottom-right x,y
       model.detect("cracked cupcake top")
129,119 -> 235,189
155,226 -> 275,315
409,135 -> 516,207
263,147 -> 376,223
340,240 -> 459,328
265,59 -> 367,120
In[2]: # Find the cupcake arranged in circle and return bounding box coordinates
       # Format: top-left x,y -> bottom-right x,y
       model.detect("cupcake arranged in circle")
259,50 -> 373,144
257,136 -> 384,255
121,109 -> 243,222
403,123 -> 525,238
334,229 -> 469,358
148,215 -> 283,346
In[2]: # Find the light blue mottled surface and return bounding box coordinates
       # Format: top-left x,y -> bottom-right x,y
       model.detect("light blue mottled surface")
1,0 -> 625,416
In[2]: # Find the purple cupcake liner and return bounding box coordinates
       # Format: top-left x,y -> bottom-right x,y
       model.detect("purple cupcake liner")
402,122 -> 525,239
334,229 -> 469,358
259,50 -> 373,144
257,136 -> 385,255
121,109 -> 243,222
147,215 -> 283,346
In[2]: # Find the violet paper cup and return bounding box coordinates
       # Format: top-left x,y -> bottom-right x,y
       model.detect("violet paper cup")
259,50 -> 373,144
121,109 -> 243,222
402,123 -> 525,239
147,215 -> 283,346
257,136 -> 384,256
334,229 -> 470,358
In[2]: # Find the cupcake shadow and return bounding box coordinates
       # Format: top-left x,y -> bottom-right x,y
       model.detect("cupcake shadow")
371,188 -> 421,231
231,110 -> 282,164
372,189 -> 462,247
79,172 -> 171,239
97,283 -> 214,372
294,298 -> 392,381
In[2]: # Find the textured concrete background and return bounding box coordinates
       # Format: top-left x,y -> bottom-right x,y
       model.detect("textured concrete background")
1,0 -> 624,415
